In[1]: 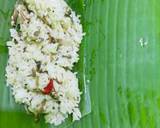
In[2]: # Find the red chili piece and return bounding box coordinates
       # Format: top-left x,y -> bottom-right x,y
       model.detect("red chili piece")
42,79 -> 54,94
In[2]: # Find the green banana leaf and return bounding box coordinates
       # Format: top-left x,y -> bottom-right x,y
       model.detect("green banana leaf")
1,0 -> 160,128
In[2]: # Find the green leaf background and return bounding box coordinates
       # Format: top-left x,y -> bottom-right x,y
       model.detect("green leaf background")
1,0 -> 160,128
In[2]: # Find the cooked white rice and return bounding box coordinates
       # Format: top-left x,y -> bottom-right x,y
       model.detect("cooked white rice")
6,0 -> 84,125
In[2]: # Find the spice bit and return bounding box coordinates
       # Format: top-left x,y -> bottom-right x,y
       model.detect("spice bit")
42,79 -> 55,94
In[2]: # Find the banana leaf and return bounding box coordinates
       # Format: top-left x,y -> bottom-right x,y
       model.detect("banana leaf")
1,0 -> 160,128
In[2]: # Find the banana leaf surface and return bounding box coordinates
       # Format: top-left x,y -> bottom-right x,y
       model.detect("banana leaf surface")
1,0 -> 160,128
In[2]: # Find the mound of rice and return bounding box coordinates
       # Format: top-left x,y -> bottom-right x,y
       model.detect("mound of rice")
6,0 -> 84,125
